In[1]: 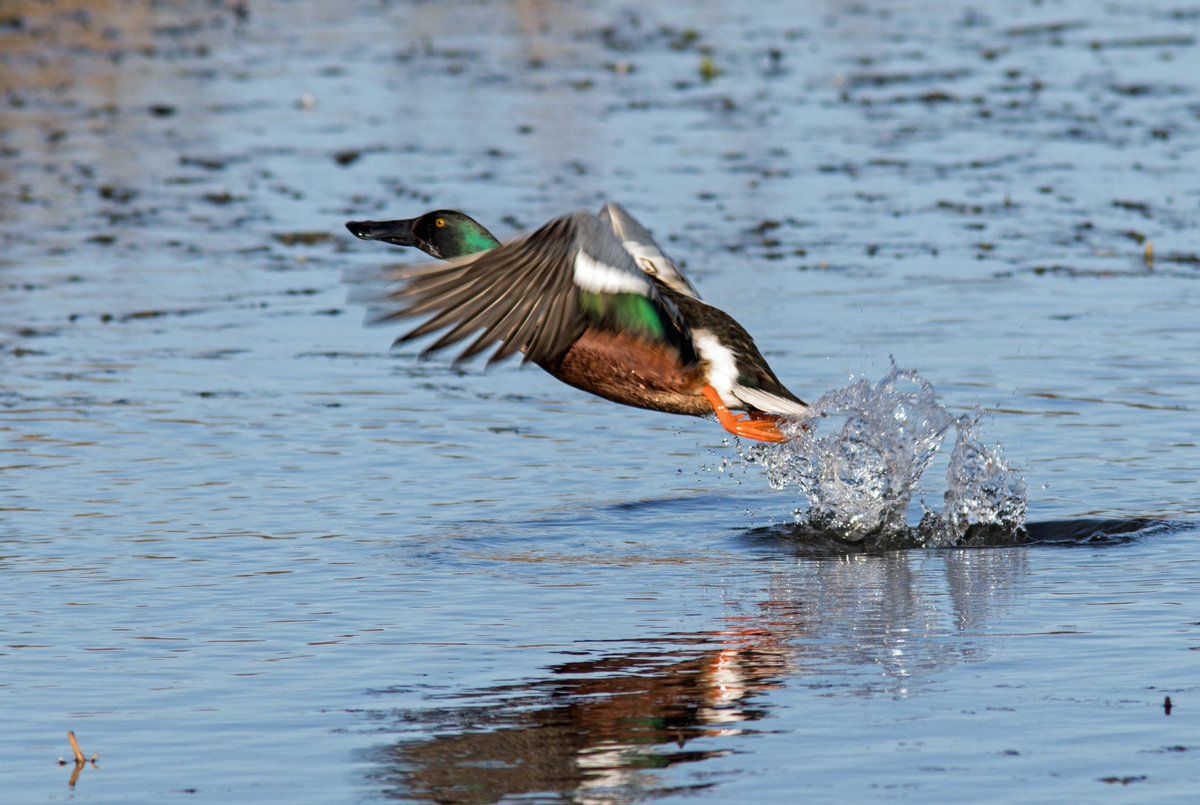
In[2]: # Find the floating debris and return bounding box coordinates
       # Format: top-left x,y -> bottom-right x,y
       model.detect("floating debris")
59,731 -> 98,789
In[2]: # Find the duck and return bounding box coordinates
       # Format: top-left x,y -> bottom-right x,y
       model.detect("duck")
344,204 -> 808,442
348,203 -> 701,298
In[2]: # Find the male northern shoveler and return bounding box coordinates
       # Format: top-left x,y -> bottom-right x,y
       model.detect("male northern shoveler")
345,205 -> 808,442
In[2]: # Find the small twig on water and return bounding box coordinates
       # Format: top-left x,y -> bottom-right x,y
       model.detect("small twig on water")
61,731 -> 98,789
67,731 -> 85,764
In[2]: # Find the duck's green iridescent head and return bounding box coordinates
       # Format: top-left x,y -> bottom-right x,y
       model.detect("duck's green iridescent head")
345,209 -> 500,259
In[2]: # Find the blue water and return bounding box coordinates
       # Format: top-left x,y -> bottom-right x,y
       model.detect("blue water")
2,1 -> 1199,802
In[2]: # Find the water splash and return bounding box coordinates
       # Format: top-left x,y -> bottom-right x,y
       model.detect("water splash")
742,363 -> 1027,546
924,416 -> 1028,547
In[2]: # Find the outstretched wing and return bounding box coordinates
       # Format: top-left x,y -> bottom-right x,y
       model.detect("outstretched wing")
599,201 -> 701,299
368,211 -> 693,367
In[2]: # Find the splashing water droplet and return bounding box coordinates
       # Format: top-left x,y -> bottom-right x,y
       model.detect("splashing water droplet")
742,362 -> 1027,546
925,416 -> 1028,547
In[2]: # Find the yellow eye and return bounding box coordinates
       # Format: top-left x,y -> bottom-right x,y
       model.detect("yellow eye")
435,218 -> 446,228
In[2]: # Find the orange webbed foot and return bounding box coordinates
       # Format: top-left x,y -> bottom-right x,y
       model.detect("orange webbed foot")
702,386 -> 789,444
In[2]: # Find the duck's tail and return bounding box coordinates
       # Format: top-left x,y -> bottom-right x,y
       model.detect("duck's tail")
731,384 -> 810,417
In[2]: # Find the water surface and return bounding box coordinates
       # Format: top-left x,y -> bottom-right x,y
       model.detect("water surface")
2,1 -> 1199,802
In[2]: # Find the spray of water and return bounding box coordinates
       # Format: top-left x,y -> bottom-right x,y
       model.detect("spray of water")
742,363 -> 1027,546
928,415 -> 1028,547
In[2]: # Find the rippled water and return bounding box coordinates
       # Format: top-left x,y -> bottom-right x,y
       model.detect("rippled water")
3,1 -> 1199,803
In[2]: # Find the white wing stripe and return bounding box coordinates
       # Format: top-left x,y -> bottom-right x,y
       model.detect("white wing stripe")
573,251 -> 650,294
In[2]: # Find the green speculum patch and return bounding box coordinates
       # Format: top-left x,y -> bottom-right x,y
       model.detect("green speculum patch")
580,291 -> 666,341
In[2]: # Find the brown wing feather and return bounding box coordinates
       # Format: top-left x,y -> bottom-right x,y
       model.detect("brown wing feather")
369,211 -> 699,372
376,215 -> 588,366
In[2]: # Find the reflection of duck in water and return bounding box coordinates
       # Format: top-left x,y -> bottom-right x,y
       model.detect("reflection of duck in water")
363,544 -> 1038,803
370,630 -> 789,804
345,204 -> 808,443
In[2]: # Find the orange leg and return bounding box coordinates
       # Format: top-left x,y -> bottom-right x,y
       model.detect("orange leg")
702,386 -> 788,443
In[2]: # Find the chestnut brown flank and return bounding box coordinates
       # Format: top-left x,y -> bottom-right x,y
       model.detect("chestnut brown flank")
545,328 -> 710,416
